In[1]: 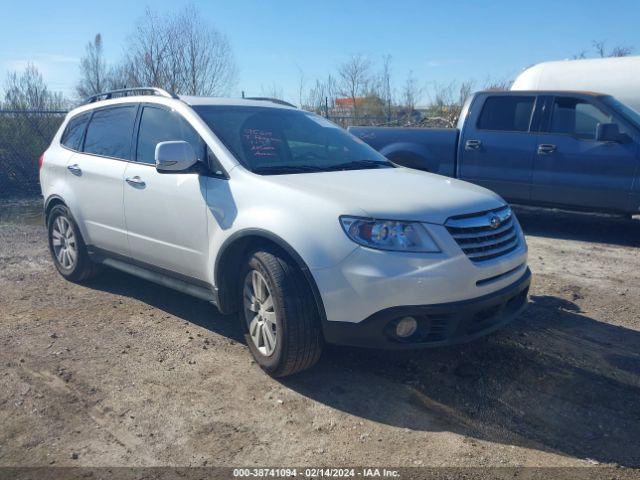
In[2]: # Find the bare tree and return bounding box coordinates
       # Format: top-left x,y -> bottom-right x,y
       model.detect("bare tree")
593,40 -> 608,58
124,8 -> 168,89
175,5 -> 237,95
402,70 -> 421,113
303,75 -> 338,114
3,63 -> 66,110
122,6 -> 237,95
574,40 -> 634,59
610,45 -> 634,57
483,76 -> 511,91
458,80 -> 475,104
379,55 -> 393,120
428,80 -> 475,127
259,82 -> 284,100
105,63 -> 133,90
338,54 -> 371,118
76,34 -> 108,99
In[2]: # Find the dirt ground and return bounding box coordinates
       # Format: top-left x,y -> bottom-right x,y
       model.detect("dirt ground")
1,200 -> 639,472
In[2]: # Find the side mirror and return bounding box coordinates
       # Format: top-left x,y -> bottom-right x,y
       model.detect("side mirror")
155,141 -> 198,173
596,123 -> 631,143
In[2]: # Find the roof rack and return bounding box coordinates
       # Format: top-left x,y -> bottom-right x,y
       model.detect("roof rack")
83,87 -> 179,105
244,97 -> 297,108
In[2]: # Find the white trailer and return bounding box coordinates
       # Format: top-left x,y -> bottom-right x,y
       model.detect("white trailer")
511,56 -> 640,111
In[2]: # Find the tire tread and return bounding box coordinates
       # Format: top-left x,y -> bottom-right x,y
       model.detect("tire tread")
247,249 -> 322,377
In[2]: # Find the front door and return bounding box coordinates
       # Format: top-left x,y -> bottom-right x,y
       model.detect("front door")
531,96 -> 638,211
123,105 -> 209,281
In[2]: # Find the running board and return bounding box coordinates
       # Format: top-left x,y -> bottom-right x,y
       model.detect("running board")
98,256 -> 218,304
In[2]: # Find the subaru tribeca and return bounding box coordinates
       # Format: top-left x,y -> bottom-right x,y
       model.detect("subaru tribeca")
39,88 -> 531,377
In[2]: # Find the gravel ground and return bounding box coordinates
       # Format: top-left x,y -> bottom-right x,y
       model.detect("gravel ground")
0,202 -> 639,473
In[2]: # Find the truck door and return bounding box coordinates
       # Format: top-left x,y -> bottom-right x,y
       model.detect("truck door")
458,94 -> 539,203
531,95 -> 637,212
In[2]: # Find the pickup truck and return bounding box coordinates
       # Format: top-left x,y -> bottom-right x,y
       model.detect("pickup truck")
350,91 -> 640,216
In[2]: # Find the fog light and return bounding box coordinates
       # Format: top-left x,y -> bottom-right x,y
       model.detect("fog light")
395,316 -> 418,338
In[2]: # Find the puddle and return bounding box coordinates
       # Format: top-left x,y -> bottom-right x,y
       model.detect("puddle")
0,196 -> 43,225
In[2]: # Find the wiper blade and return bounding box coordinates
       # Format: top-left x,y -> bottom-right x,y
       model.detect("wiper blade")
252,165 -> 325,175
325,160 -> 393,171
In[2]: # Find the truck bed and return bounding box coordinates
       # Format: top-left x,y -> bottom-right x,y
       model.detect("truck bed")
348,127 -> 459,177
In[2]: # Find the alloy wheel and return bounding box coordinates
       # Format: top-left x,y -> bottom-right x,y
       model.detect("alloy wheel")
51,215 -> 77,270
243,270 -> 277,356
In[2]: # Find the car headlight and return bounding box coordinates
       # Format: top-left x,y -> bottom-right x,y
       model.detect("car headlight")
340,216 -> 441,253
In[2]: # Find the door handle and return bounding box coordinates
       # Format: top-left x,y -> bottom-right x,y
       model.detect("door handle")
125,176 -> 146,187
67,163 -> 82,175
465,139 -> 482,151
537,144 -> 557,155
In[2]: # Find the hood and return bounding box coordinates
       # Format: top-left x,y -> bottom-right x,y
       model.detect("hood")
264,167 -> 505,225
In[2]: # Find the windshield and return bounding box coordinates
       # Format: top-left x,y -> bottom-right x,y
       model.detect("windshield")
193,106 -> 393,174
602,96 -> 640,129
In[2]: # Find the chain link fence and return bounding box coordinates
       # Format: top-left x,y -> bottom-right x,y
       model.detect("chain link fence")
0,109 -> 67,197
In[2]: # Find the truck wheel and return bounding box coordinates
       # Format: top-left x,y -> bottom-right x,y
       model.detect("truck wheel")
47,204 -> 101,282
240,249 -> 323,377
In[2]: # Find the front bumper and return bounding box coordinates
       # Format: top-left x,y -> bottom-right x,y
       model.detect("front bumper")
323,268 -> 531,349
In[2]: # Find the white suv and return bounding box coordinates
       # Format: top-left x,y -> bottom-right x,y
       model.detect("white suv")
40,88 -> 531,377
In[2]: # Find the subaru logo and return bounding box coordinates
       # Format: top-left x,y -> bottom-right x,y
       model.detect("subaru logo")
489,214 -> 501,229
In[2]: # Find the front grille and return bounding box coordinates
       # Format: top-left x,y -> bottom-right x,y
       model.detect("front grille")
445,206 -> 520,262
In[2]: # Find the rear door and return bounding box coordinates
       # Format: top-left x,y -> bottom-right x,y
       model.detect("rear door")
66,105 -> 138,256
123,105 -> 210,281
531,95 -> 638,211
458,94 -> 540,202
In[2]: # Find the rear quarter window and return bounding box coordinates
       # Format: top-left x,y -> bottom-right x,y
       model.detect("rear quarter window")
83,105 -> 138,160
60,112 -> 91,151
477,96 -> 535,132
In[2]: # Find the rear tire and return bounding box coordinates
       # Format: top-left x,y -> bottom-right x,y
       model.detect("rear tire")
47,204 -> 101,282
240,249 -> 323,377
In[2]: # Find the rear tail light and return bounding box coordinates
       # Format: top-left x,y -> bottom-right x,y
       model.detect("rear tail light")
38,153 -> 45,170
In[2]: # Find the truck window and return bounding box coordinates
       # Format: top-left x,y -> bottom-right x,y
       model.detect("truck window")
477,96 -> 535,132
83,105 -> 138,160
548,97 -> 611,140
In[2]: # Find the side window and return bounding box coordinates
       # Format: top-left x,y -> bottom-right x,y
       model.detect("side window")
60,112 -> 90,151
477,96 -> 535,132
136,107 -> 205,165
83,106 -> 138,160
548,97 -> 612,140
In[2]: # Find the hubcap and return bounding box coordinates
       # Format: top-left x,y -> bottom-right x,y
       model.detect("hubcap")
51,216 -> 77,270
243,270 -> 277,356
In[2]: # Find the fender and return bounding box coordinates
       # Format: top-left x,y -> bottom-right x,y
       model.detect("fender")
214,228 -> 327,324
44,194 -> 65,214
380,142 -> 435,171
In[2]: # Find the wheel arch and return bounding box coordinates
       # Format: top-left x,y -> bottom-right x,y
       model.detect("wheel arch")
44,195 -> 68,220
214,229 -> 327,324
380,142 -> 435,172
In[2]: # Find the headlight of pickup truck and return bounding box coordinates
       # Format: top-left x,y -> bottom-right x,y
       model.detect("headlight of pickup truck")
340,216 -> 441,253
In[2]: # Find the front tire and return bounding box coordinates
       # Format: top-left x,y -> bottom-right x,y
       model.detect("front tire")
240,249 -> 323,377
47,204 -> 101,282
